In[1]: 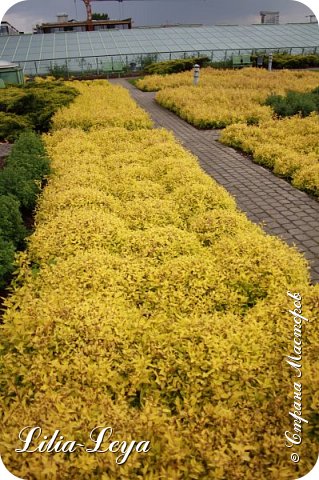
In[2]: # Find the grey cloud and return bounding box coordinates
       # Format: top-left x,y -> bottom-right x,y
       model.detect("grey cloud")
3,0 -> 315,33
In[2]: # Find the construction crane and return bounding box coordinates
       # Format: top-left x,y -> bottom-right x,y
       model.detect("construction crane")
81,0 -> 123,31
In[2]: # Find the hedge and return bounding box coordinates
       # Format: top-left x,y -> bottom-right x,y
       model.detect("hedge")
52,80 -> 153,131
265,87 -> 319,117
251,53 -> 319,69
0,80 -> 318,479
0,195 -> 26,247
0,131 -> 50,289
0,112 -> 33,143
152,69 -> 319,127
143,56 -> 210,75
220,112 -> 319,196
136,68 -> 319,195
0,80 -> 78,141
0,131 -> 50,211
0,195 -> 26,289
135,66 -> 319,94
0,237 -> 15,289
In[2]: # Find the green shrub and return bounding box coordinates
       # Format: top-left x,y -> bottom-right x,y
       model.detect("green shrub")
8,131 -> 50,180
144,56 -> 210,75
48,63 -> 69,79
9,129 -> 46,156
7,92 -> 54,131
0,195 -> 26,247
0,112 -> 33,142
0,131 -> 50,210
265,88 -> 319,117
0,165 -> 41,211
141,54 -> 158,69
0,237 -> 16,289
279,54 -> 319,69
210,59 -> 233,69
251,53 -> 319,69
0,81 -> 78,140
0,132 -> 50,290
7,91 -> 46,116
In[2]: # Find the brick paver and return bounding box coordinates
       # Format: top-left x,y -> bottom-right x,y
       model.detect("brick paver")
113,79 -> 319,284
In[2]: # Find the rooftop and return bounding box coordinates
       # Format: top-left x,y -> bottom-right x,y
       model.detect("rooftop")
0,60 -> 19,69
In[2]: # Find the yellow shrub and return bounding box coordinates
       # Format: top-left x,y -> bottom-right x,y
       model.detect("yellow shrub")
136,68 -> 319,127
221,113 -> 319,196
136,68 -> 319,94
1,80 -> 318,480
293,163 -> 319,194
137,69 -> 319,195
52,80 -> 153,131
156,86 -> 273,128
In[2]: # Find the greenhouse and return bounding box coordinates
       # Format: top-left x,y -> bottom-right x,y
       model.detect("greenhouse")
0,22 -> 318,75
0,60 -> 24,85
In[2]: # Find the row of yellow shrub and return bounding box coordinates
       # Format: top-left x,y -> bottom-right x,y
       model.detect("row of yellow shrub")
220,113 -> 319,196
136,68 -> 319,195
156,86 -> 273,128
1,80 -> 318,480
149,69 -> 319,128
52,80 -> 153,131
136,67 -> 319,94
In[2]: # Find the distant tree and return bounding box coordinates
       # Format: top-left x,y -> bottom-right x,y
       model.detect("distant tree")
92,13 -> 109,20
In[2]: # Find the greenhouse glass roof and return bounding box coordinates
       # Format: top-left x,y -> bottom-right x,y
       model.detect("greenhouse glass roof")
0,23 -> 318,74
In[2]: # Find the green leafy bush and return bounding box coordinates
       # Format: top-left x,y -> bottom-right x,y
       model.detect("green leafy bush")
0,81 -> 78,140
0,131 -> 50,289
91,12 -> 109,20
0,195 -> 26,247
251,53 -> 319,69
144,56 -> 210,75
0,237 -> 15,289
210,59 -> 233,69
0,165 -> 41,211
0,112 -> 33,142
265,87 -> 319,117
8,131 -> 50,179
141,54 -> 159,69
0,131 -> 50,210
10,129 -> 46,155
7,92 -> 54,131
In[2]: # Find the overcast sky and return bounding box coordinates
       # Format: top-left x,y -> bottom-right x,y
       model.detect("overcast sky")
2,0 -> 317,33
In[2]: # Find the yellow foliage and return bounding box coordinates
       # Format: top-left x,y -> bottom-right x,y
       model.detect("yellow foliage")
137,69 -> 319,195
137,67 -> 319,94
34,75 -> 56,83
52,80 -> 153,131
0,80 -> 318,479
136,67 -> 319,127
156,86 -> 273,128
221,113 -> 319,196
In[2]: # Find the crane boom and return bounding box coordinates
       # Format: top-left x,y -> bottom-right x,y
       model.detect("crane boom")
81,0 -> 123,31
82,0 -> 92,24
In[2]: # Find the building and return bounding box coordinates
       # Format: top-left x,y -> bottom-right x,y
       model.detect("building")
1,23 -> 318,76
0,60 -> 24,85
34,14 -> 132,34
0,21 -> 21,36
305,15 -> 318,24
260,11 -> 280,25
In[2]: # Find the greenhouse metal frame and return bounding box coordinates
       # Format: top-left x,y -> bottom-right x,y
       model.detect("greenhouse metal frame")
0,23 -> 318,76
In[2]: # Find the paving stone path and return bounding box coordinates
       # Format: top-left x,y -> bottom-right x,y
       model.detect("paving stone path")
113,79 -> 319,283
